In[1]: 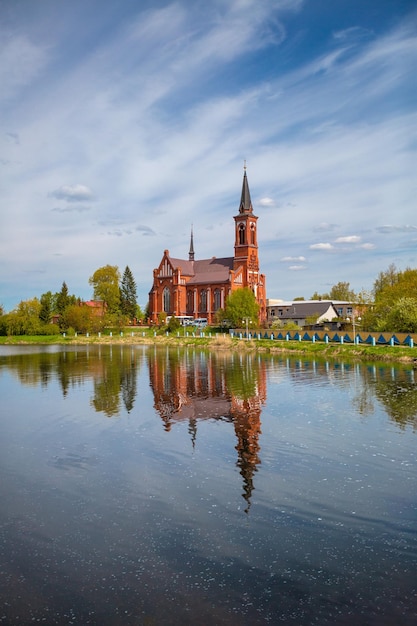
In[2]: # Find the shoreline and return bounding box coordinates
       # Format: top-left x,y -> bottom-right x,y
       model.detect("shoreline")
0,333 -> 416,365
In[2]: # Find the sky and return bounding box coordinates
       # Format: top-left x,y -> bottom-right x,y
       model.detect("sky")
1,0 -> 416,312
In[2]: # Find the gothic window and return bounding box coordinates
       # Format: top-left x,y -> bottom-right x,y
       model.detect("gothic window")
163,287 -> 171,313
214,289 -> 221,311
250,223 -> 256,245
239,223 -> 245,245
186,290 -> 194,314
200,289 -> 207,312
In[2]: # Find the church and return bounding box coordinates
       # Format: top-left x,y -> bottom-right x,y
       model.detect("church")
148,168 -> 266,325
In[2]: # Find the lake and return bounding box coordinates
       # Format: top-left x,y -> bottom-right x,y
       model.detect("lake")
0,345 -> 416,625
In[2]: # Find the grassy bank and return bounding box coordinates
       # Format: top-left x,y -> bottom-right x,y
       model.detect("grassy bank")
0,331 -> 416,365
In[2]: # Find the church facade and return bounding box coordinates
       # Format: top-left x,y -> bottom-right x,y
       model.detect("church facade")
148,169 -> 266,325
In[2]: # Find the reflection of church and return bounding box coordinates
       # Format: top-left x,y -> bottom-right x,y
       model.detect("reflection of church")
147,348 -> 266,512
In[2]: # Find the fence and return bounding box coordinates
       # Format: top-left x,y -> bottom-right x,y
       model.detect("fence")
231,329 -> 416,348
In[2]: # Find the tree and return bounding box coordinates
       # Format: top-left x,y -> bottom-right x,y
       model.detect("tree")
386,297 -> 417,333
310,283 -> 356,301
89,265 -> 121,313
7,298 -> 42,335
39,291 -> 53,323
61,303 -> 96,334
373,263 -> 398,299
56,282 -> 71,315
329,282 -> 356,301
167,315 -> 181,333
223,288 -> 259,328
120,266 -> 138,320
361,266 -> 417,332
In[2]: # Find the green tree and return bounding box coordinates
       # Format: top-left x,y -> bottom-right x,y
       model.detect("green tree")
167,315 -> 181,333
39,291 -> 53,323
120,266 -> 138,320
7,298 -> 42,335
386,297 -> 417,333
135,304 -> 145,323
56,281 -> 72,315
329,282 -> 356,301
373,263 -> 398,299
361,266 -> 417,332
224,288 -> 259,328
89,265 -> 121,313
61,304 -> 95,334
310,290 -> 329,300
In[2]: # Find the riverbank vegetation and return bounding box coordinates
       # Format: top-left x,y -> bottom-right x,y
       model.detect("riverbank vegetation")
0,330 -> 416,365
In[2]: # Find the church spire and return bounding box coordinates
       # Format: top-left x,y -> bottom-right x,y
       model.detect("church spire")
188,225 -> 195,261
239,161 -> 253,214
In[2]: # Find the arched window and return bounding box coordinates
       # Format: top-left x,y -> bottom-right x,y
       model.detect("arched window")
186,290 -> 194,315
163,287 -> 171,313
200,289 -> 207,312
250,223 -> 256,245
239,223 -> 245,245
214,289 -> 221,311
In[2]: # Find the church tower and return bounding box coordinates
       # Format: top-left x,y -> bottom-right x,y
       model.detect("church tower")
233,166 -> 264,308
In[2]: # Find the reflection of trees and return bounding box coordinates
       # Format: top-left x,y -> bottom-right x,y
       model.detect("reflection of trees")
147,347 -> 266,512
365,367 -> 417,430
91,347 -> 139,416
273,357 -> 417,430
1,347 -> 142,417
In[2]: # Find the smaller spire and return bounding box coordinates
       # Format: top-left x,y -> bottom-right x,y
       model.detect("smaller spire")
189,225 -> 195,261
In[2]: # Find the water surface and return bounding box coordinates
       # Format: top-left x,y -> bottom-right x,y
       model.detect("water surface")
0,345 -> 416,625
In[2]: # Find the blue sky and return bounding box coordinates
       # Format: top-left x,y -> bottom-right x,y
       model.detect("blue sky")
1,0 -> 416,312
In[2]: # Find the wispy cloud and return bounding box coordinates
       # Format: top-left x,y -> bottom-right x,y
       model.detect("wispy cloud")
52,206 -> 91,213
49,185 -> 94,203
376,225 -> 417,233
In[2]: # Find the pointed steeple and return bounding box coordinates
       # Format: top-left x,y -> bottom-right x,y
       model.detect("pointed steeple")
239,161 -> 253,214
188,225 -> 195,261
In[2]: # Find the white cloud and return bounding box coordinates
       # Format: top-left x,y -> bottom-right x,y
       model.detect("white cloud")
335,235 -> 361,244
281,256 -> 306,262
259,197 -> 275,207
310,243 -> 334,250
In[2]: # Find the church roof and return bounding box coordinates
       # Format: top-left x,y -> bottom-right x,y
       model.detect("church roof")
169,255 -> 234,284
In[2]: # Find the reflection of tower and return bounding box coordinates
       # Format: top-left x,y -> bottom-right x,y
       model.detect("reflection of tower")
147,349 -> 266,512
231,397 -> 263,513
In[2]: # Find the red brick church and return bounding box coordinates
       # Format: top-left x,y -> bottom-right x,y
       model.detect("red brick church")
148,168 -> 266,325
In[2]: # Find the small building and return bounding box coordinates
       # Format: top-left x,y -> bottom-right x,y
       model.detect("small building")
267,300 -> 342,327
84,300 -> 107,318
148,168 -> 267,325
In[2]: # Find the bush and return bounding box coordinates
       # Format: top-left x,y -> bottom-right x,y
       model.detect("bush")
167,316 -> 181,333
38,323 -> 61,336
